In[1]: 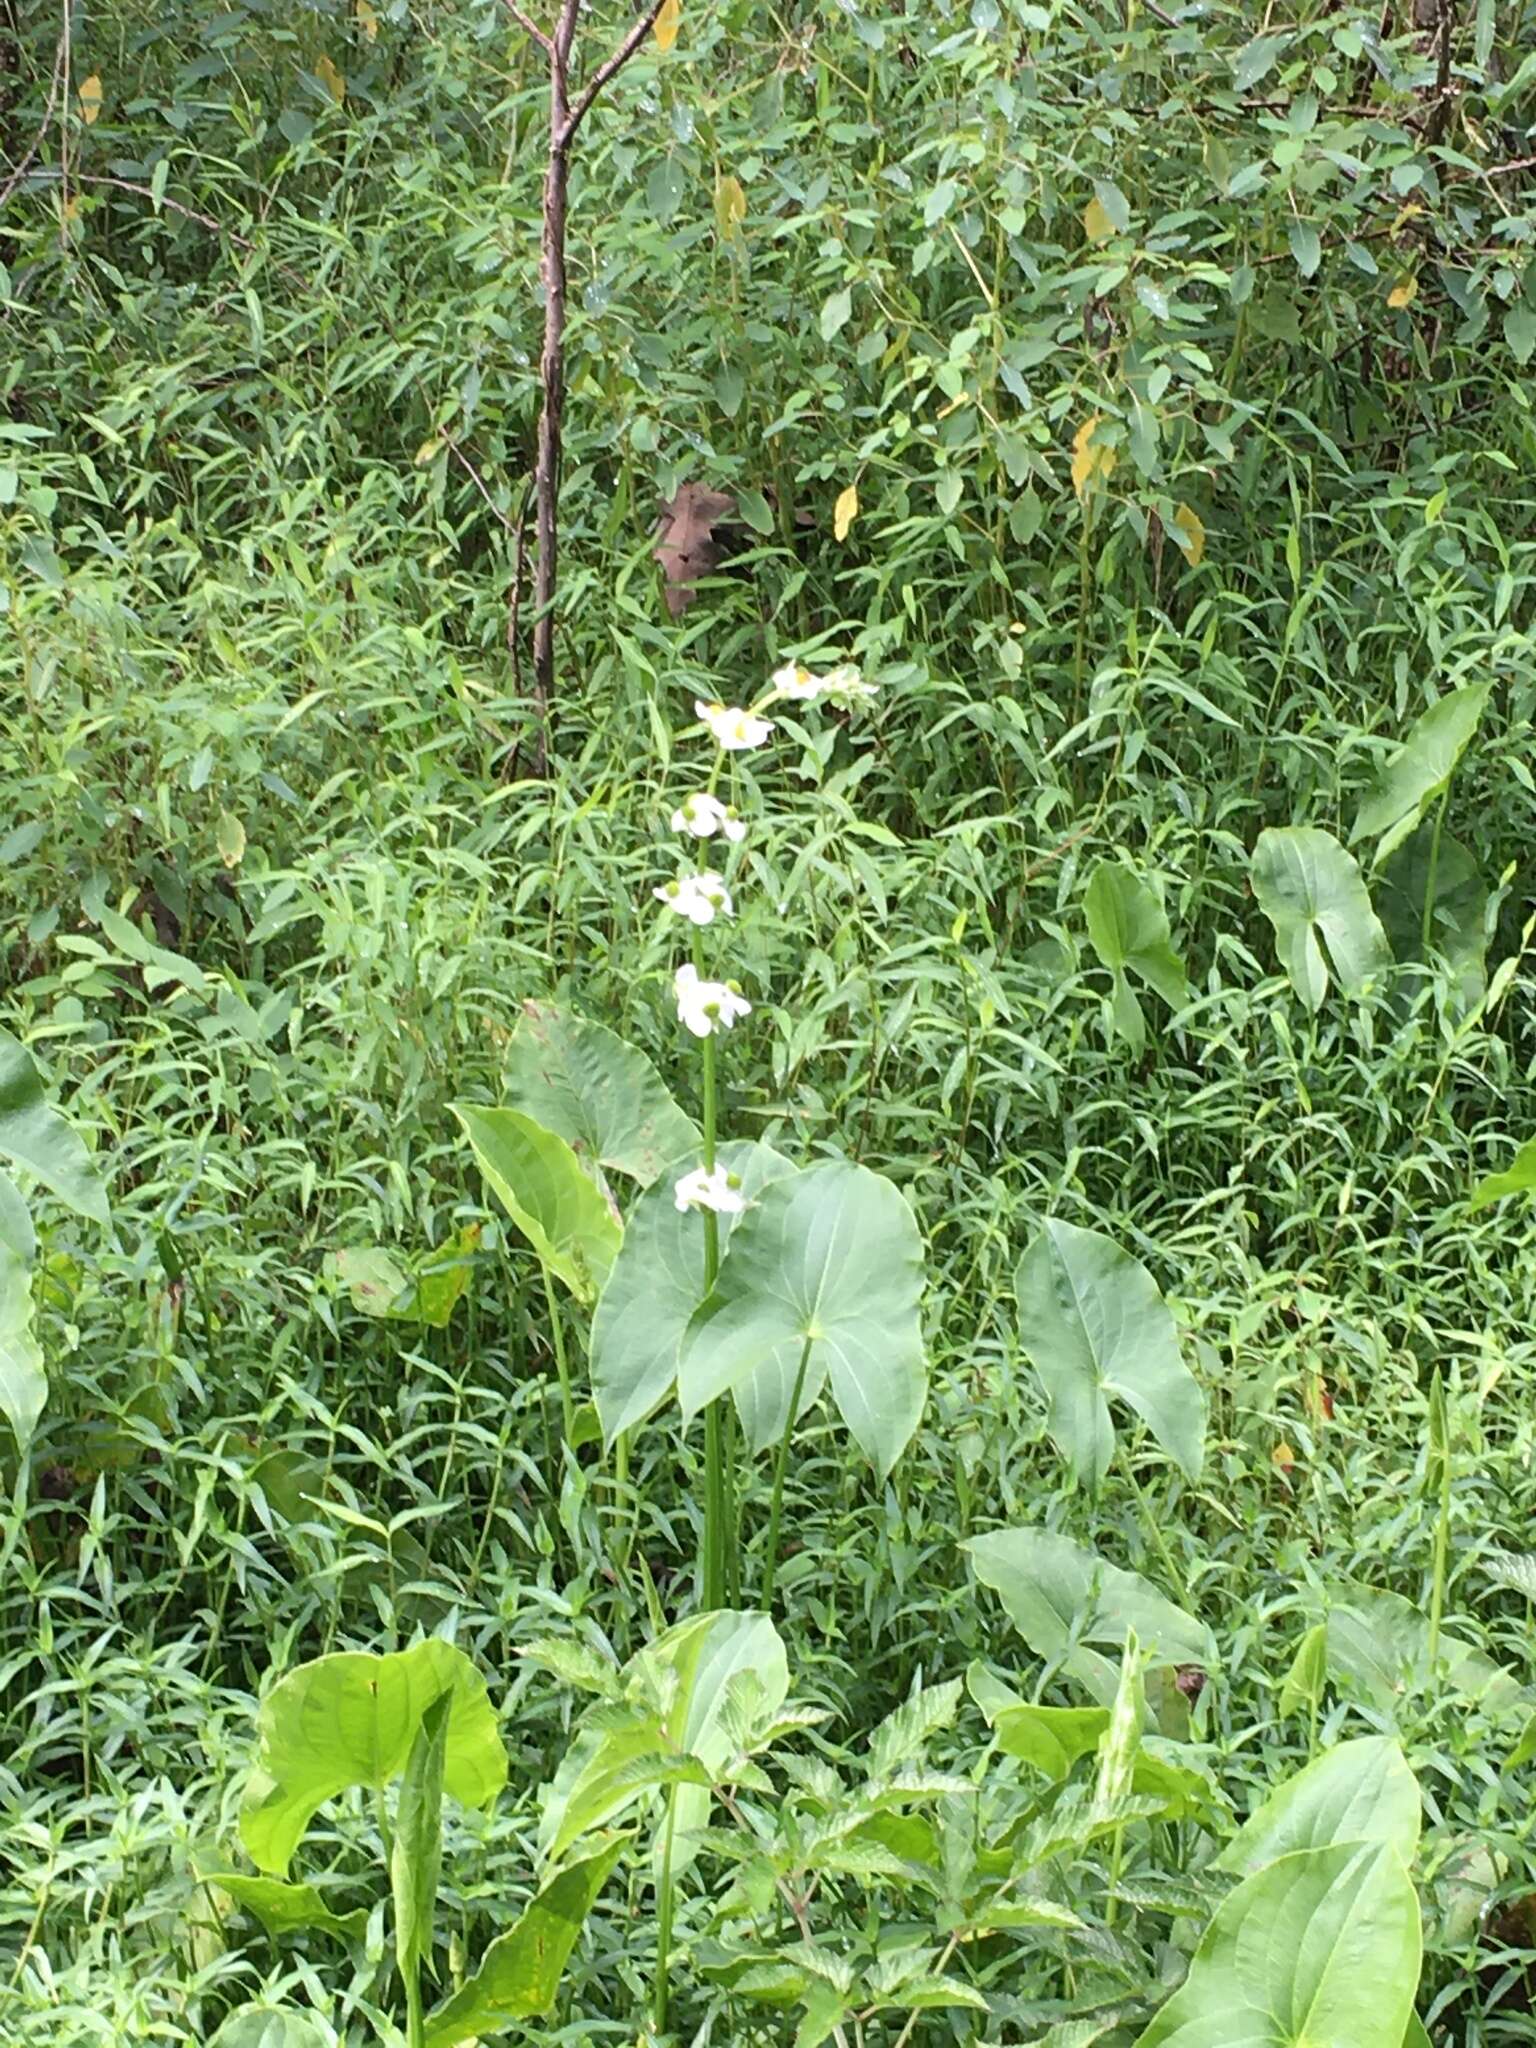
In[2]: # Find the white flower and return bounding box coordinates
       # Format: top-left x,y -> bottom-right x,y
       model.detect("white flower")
769,661 -> 878,706
670,792 -> 747,843
674,961 -> 752,1037
771,661 -> 822,701
696,698 -> 774,750
654,871 -> 734,925
823,662 -> 878,704
673,1164 -> 747,1215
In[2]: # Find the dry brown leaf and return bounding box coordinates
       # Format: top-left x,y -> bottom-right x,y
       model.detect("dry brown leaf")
654,0 -> 681,53
78,74 -> 104,126
834,483 -> 859,541
654,482 -> 737,616
1173,502 -> 1206,567
316,52 -> 347,103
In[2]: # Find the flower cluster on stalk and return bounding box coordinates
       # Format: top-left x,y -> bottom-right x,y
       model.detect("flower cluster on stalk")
662,662 -> 877,1215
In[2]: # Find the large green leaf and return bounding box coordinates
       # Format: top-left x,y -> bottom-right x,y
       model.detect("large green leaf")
1082,861 -> 1190,1050
211,1873 -> 369,1944
1470,1137 -> 1536,1211
1323,1583 -> 1522,1719
0,1169 -> 45,1448
1217,1737 -> 1420,1878
965,1529 -> 1216,1706
1377,823 -> 1488,1010
0,1025 -> 110,1226
590,1140 -> 793,1443
422,1837 -> 624,2047
504,1000 -> 698,1186
1250,827 -> 1390,1010
679,1160 -> 928,1476
209,2012 -> 335,2048
239,1640 -> 508,1875
1013,1219 -> 1205,1485
1351,684 -> 1492,863
539,1609 -> 788,1867
1135,1840 -> 1421,2047
453,1104 -> 621,1304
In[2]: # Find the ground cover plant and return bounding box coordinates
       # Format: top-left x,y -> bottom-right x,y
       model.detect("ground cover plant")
4,0 -> 1536,2040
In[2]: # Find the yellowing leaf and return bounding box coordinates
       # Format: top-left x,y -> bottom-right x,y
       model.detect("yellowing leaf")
1173,502 -> 1206,567
316,52 -> 347,102
715,174 -> 746,237
654,0 -> 681,53
78,74 -> 104,126
834,483 -> 859,542
61,194 -> 82,223
1082,196 -> 1113,244
356,0 -> 380,40
217,812 -> 247,871
1387,276 -> 1417,310
1070,415 -> 1117,503
414,437 -> 443,466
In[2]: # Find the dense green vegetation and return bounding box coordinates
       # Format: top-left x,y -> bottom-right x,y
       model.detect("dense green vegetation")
4,0 -> 1536,2041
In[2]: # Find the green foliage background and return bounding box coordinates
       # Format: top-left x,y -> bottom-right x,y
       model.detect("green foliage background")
3,0 -> 1536,2038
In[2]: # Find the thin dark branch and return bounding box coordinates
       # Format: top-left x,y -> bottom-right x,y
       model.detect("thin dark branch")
0,31 -> 65,212
497,0 -> 554,54
562,0 -> 668,146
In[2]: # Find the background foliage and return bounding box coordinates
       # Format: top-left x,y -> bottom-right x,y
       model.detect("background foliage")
3,0 -> 1536,2038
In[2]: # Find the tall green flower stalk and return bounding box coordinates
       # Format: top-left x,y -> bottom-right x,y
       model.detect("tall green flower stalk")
657,665 -> 879,1607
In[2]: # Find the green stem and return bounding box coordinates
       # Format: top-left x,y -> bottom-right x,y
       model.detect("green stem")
542,1261 -> 577,1450
1126,1460 -> 1189,1605
762,1335 -> 815,1614
1421,784 -> 1449,955
698,1017 -> 729,1609
653,1784 -> 680,2034
1427,1390 -> 1453,1668
405,1966 -> 425,2048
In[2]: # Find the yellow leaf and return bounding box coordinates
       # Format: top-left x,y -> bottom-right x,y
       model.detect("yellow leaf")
356,0 -> 380,41
62,194 -> 82,222
1082,196 -> 1112,244
78,74 -> 104,125
1271,1441 -> 1296,1476
834,483 -> 859,542
715,174 -> 746,237
654,0 -> 681,53
414,438 -> 443,466
1387,275 -> 1417,310
217,812 -> 247,871
1070,415 -> 1117,503
316,52 -> 347,102
1172,502 -> 1206,567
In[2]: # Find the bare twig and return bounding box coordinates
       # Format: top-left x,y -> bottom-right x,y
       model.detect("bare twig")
514,0 -> 669,774
497,0 -> 554,54
0,31 -> 66,213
